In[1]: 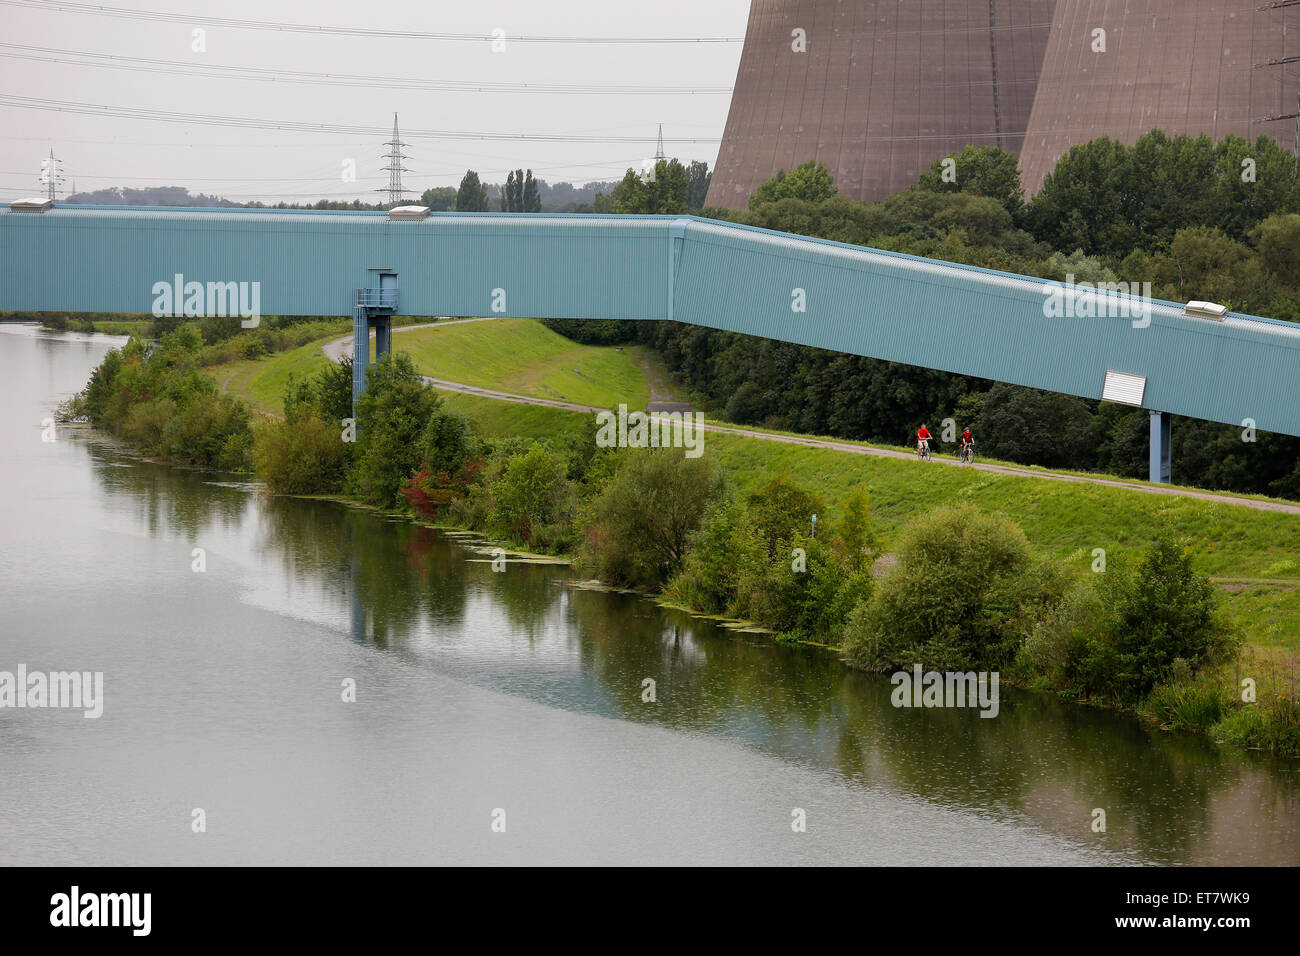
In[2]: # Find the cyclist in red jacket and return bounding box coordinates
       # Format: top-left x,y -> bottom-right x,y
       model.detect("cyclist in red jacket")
916,424 -> 933,457
960,427 -> 975,462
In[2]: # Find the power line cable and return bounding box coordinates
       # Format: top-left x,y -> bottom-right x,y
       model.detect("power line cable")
0,43 -> 734,94
1,1 -> 744,43
0,94 -> 723,144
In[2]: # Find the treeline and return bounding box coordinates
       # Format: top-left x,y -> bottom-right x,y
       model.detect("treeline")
58,162 -> 709,215
544,132 -> 1300,499
419,175 -> 622,213
442,159 -> 712,214
66,186 -> 238,207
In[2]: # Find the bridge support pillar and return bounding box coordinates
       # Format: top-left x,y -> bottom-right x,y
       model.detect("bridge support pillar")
1149,410 -> 1171,484
375,317 -> 392,364
352,305 -> 369,412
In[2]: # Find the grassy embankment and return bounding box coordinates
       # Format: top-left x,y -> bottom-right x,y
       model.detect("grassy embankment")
209,317 -> 1300,653
215,317 -> 654,416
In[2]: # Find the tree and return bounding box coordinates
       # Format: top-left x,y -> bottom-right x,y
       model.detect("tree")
348,352 -> 443,507
749,160 -> 837,209
579,449 -> 724,588
835,484 -> 876,572
1076,535 -> 1237,703
254,412 -> 348,494
1252,214 -> 1300,288
1208,135 -> 1300,239
744,475 -> 825,556
418,186 -> 457,211
523,169 -> 541,212
1027,137 -> 1133,256
456,170 -> 490,212
686,160 -> 711,209
489,443 -> 570,543
310,355 -> 355,426
976,383 -> 1098,470
1163,226 -> 1255,306
609,159 -> 689,214
842,505 -> 1059,673
915,145 -> 1024,216
501,168 -> 526,212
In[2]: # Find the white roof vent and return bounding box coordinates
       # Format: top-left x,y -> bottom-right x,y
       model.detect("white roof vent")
387,205 -> 429,221
9,197 -> 53,213
1184,300 -> 1227,320
1102,369 -> 1147,406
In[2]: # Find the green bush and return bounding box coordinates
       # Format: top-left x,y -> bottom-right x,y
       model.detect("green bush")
1210,707 -> 1268,747
744,475 -> 825,556
1018,582 -> 1107,694
579,449 -> 724,589
253,413 -> 348,494
842,504 -> 1062,672
121,396 -> 177,451
218,431 -> 254,472
734,535 -> 874,642
667,481 -> 875,641
488,443 -> 572,546
241,335 -> 269,359
1074,536 -> 1239,704
664,499 -> 748,613
157,393 -> 250,466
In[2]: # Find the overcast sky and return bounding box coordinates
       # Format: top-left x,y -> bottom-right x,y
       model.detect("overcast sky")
0,0 -> 750,202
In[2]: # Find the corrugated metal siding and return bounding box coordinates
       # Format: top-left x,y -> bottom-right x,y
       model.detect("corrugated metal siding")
3,206 -> 1299,437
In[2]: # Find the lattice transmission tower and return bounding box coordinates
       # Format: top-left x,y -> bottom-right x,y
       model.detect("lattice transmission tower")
377,113 -> 412,206
39,148 -> 64,201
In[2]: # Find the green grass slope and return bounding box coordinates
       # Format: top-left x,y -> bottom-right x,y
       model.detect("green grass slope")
398,318 -> 653,409
213,318 -> 660,415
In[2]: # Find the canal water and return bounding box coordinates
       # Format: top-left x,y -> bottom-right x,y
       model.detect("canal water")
1,323 -> 1296,865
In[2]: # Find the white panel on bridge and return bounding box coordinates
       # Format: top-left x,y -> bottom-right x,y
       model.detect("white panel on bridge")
1102,369 -> 1147,406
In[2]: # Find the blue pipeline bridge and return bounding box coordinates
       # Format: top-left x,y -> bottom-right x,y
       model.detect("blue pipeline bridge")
3,201 -> 1300,483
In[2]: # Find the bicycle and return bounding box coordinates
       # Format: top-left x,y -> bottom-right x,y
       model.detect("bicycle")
916,438 -> 932,461
960,441 -> 974,464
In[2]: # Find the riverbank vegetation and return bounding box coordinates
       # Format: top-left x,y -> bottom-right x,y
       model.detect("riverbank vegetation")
64,330 -> 1300,754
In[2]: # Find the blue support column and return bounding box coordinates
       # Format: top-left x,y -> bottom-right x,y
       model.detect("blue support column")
375,317 -> 391,362
352,304 -> 369,412
1149,410 -> 1171,483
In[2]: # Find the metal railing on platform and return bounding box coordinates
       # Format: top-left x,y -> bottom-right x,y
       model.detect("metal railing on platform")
355,289 -> 397,310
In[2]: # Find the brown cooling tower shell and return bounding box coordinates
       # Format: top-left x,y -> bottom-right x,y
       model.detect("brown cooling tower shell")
1019,0 -> 1299,196
705,0 -> 1058,208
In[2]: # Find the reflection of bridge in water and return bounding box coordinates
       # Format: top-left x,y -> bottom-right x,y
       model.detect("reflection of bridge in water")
5,202 -> 1300,482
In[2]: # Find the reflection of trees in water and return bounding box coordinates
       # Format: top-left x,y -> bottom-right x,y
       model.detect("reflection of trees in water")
255,498 -> 469,648
830,668 -> 1300,864
567,586 -> 1300,864
566,589 -> 845,741
89,443 -> 250,541
491,561 -> 564,639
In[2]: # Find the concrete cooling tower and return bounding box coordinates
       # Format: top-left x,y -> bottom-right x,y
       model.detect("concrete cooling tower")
707,0 -> 1298,206
1018,0 -> 1299,195
705,0 -> 1059,207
